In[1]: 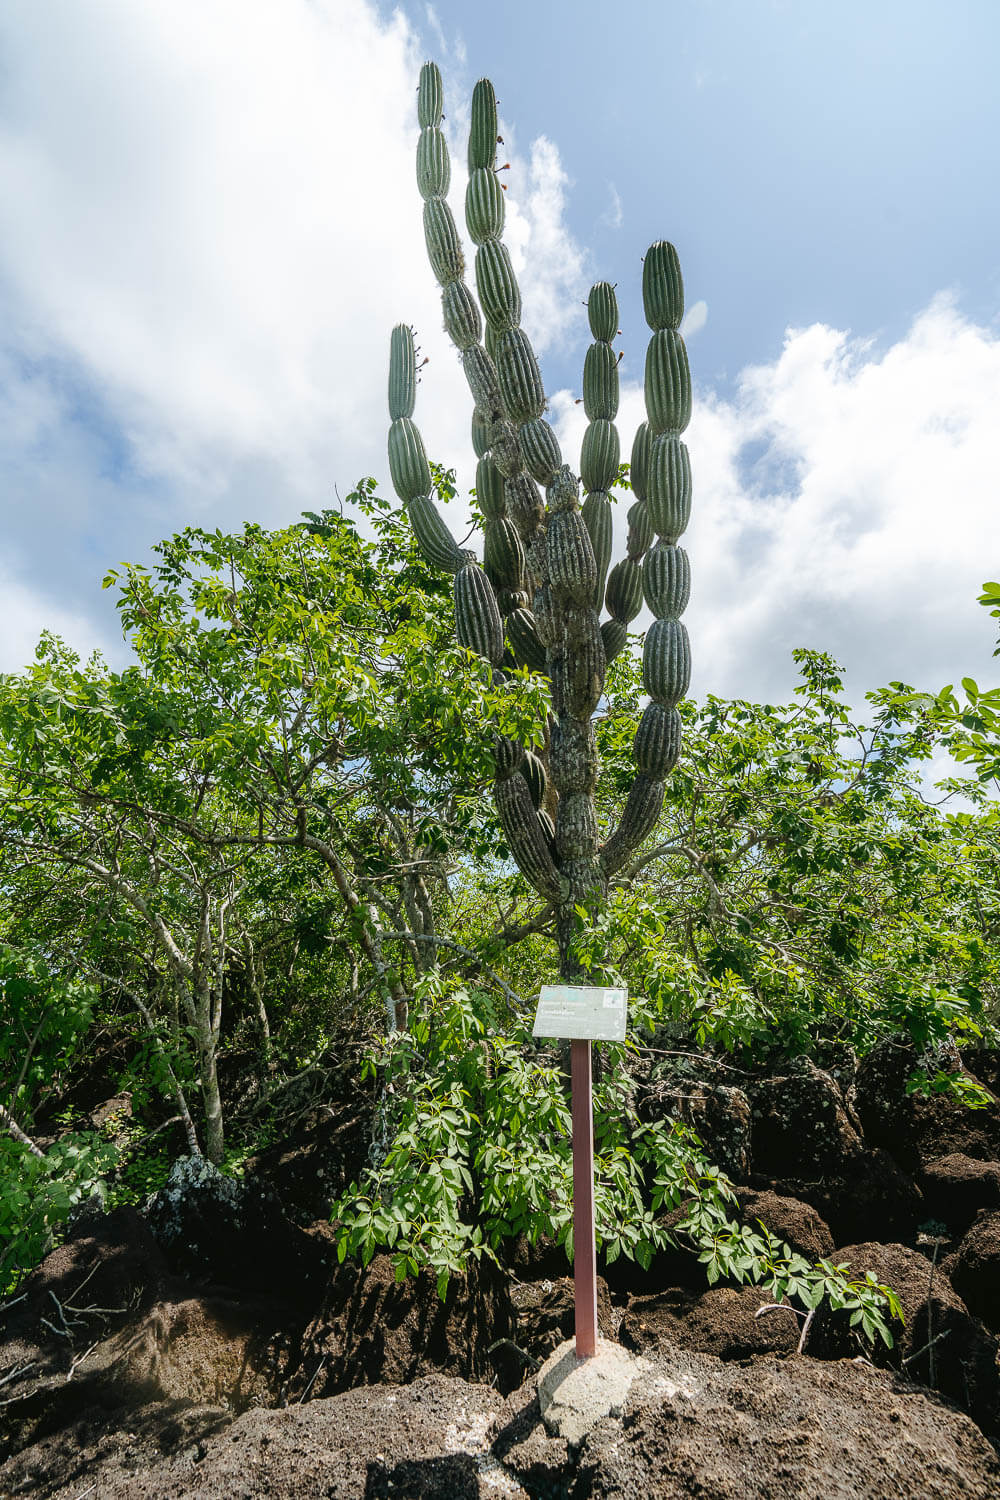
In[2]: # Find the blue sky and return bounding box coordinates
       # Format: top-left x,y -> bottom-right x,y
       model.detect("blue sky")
1,0 -> 998,724
411,0 -> 1000,390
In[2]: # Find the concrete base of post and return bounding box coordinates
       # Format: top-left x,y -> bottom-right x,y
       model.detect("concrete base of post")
536,1337 -> 650,1449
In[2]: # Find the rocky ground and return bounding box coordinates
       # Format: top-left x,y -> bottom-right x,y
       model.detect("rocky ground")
4,1035 -> 1000,1497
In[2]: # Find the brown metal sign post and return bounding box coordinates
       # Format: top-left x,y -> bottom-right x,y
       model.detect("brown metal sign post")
533,985 -> 628,1361
571,1038 -> 598,1357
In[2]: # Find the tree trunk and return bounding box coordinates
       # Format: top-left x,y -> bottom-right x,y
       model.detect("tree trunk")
200,1041 -> 225,1164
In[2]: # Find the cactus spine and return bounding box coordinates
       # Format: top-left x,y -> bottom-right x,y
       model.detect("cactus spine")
387,65 -> 695,976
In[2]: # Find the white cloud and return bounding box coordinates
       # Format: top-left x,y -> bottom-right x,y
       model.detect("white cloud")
0,1 -> 591,671
552,294 -> 1000,705
501,135 -> 589,356
602,183 -> 624,232
680,299 -> 708,339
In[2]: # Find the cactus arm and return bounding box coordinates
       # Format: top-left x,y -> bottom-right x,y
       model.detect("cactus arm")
495,761 -> 559,899
600,241 -> 692,878
387,323 -> 464,573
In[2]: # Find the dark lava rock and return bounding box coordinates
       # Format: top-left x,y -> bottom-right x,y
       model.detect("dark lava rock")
289,1251 -> 515,1397
815,1240 -> 1000,1436
0,1373 -> 515,1500
736,1188 -> 835,1260
750,1056 -> 863,1178
580,1351 -> 1000,1499
144,1155 -> 328,1307
244,1097 -> 371,1223
962,1046 -> 1000,1098
770,1144 -> 924,1247
671,1081 -> 753,1180
501,1230 -> 569,1282
511,1274 -> 618,1364
920,1153 -> 1000,1236
10,1206 -> 168,1333
854,1036 -> 1000,1170
620,1283 -> 800,1360
944,1209 -> 1000,1333
639,1054 -> 753,1179
600,1204 -> 713,1297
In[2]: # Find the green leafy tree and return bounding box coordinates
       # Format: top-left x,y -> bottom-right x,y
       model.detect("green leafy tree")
0,496 -> 548,1161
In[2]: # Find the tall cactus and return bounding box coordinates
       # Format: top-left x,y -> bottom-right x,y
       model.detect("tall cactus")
387,62 -> 693,978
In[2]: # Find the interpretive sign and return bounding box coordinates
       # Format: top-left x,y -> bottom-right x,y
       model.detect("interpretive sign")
532,984 -> 628,1043
532,984 -> 630,1360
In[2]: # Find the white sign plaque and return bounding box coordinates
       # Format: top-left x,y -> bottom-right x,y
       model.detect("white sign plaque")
532,984 -> 628,1043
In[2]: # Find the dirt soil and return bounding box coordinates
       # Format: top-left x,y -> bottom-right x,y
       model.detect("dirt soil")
4,1040 -> 1000,1498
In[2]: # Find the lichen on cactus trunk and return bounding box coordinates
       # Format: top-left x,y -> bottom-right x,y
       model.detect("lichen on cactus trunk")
385,61 -> 695,987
